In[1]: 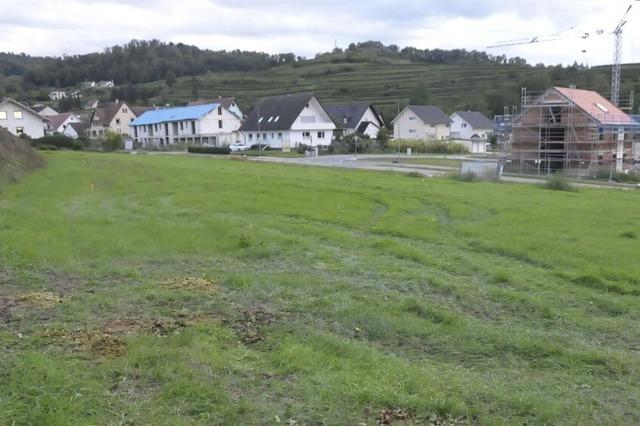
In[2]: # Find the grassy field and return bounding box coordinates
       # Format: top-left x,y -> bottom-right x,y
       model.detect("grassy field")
1,152 -> 639,424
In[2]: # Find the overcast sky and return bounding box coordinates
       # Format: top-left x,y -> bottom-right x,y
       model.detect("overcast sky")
1,0 -> 639,66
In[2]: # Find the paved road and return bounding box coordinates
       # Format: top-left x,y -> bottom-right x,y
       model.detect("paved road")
150,151 -> 638,190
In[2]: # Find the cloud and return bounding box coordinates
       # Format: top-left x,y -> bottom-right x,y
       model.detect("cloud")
0,0 -> 638,66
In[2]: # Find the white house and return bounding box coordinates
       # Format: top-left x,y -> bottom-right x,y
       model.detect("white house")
130,102 -> 242,147
188,97 -> 244,120
392,105 -> 451,141
33,105 -> 60,117
0,98 -> 48,138
48,90 -> 67,101
62,121 -> 90,139
239,93 -> 336,149
96,80 -> 115,88
325,102 -> 385,139
46,113 -> 84,135
450,111 -> 494,153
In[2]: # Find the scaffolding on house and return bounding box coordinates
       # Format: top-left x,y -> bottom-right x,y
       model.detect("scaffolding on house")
506,87 -> 640,176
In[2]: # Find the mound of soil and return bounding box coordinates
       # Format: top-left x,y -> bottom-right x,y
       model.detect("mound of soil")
0,128 -> 45,189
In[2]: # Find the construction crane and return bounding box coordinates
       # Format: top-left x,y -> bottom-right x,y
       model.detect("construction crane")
487,3 -> 636,106
486,27 -> 600,49
611,4 -> 633,106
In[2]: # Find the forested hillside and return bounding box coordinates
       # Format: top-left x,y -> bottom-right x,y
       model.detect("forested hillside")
1,40 -> 639,119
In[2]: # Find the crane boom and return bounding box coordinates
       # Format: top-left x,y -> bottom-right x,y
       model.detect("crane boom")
611,4 -> 633,106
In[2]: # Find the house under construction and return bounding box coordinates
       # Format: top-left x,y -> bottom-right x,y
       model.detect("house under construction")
509,86 -> 640,175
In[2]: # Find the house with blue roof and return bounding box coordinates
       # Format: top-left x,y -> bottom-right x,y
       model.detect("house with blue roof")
130,102 -> 242,147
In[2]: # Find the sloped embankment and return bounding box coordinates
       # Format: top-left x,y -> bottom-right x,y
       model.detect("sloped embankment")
0,128 -> 45,189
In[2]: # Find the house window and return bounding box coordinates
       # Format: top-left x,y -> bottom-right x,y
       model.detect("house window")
409,129 -> 417,134
409,116 -> 416,121
116,118 -> 121,125
14,111 -> 23,119
218,120 -> 223,129
262,132 -> 267,140
430,124 -> 435,128
317,131 -> 325,139
218,106 -> 222,115
462,123 -> 467,128
180,122 -> 184,130
278,133 -> 283,139
0,111 -> 6,120
122,108 -> 128,113
15,127 -> 24,135
258,117 -> 264,123
274,116 -> 280,122
191,121 -> 196,134
256,133 -> 261,139
303,132 -> 311,139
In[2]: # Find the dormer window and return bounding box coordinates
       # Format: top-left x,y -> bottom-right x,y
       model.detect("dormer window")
258,117 -> 264,123
267,117 -> 273,123
274,116 -> 280,122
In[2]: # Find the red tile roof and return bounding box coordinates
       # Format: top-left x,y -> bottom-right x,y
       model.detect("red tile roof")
554,87 -> 633,125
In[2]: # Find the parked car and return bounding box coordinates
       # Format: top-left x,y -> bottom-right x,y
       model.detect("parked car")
229,142 -> 249,152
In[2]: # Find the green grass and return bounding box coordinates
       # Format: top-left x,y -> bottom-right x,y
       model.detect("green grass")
1,151 -> 639,424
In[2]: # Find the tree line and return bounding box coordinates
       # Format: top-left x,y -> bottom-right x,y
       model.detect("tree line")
1,39 -> 533,91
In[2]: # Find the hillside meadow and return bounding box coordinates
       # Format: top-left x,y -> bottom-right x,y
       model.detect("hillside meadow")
0,152 -> 639,424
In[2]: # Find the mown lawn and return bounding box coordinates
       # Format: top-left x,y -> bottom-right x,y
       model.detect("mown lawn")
1,151 -> 639,425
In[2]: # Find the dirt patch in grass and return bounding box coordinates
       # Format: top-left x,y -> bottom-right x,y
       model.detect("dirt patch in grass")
0,297 -> 19,323
17,291 -> 63,308
160,276 -> 217,294
89,334 -> 127,357
41,329 -> 126,358
103,317 -> 187,336
377,408 -> 409,425
226,309 -> 277,345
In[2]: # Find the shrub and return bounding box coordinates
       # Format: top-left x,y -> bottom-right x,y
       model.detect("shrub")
453,171 -> 479,182
392,139 -> 469,155
101,132 -> 123,152
593,169 -> 640,184
31,135 -> 81,150
619,231 -> 637,240
187,146 -> 231,155
544,174 -> 576,192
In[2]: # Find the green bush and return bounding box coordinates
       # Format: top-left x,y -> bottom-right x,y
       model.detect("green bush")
544,174 -> 576,192
593,169 -> 640,184
31,135 -> 81,150
187,146 -> 231,155
392,139 -> 468,154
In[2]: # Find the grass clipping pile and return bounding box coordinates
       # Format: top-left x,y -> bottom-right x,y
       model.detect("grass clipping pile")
160,276 -> 217,294
0,128 -> 45,189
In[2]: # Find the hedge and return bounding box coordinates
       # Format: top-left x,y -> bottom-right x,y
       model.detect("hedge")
31,135 -> 84,151
187,146 -> 231,155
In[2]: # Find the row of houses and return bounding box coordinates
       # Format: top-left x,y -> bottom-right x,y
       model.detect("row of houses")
128,93 -> 495,153
4,85 -> 639,172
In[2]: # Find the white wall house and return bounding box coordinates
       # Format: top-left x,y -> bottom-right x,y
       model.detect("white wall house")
325,102 -> 385,139
239,93 -> 336,149
46,113 -> 84,135
450,111 -> 494,153
392,106 -> 451,141
450,111 -> 494,140
48,90 -> 67,101
0,98 -> 48,138
188,97 -> 244,120
130,103 -> 242,147
34,105 -> 60,117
